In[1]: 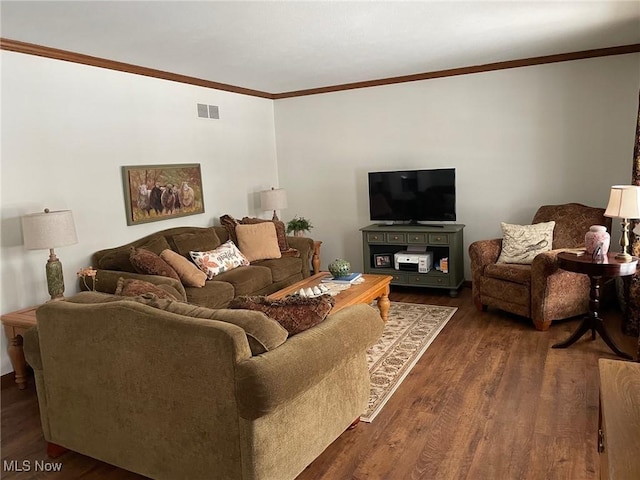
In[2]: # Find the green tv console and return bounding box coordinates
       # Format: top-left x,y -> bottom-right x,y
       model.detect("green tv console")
360,224 -> 465,297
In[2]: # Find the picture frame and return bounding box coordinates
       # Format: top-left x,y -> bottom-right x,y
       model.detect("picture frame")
122,163 -> 205,226
373,253 -> 392,268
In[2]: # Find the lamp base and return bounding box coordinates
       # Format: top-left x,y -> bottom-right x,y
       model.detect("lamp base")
46,255 -> 65,301
614,252 -> 633,262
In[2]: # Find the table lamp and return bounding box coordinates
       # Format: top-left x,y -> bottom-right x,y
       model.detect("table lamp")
260,187 -> 287,221
604,185 -> 640,262
21,208 -> 78,300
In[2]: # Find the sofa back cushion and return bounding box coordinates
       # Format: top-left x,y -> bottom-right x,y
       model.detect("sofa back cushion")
171,230 -> 221,258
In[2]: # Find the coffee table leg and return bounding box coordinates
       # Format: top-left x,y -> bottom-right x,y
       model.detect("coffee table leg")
377,287 -> 390,323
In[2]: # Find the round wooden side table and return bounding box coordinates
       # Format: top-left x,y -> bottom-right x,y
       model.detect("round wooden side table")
552,252 -> 638,359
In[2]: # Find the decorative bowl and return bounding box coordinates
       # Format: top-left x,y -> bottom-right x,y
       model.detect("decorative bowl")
328,258 -> 351,278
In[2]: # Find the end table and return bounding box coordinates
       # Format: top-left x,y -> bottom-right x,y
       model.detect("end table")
1,306 -> 38,389
552,252 -> 638,359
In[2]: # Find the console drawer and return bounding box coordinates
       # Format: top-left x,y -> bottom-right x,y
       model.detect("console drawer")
389,272 -> 408,284
387,233 -> 406,244
428,233 -> 449,245
407,233 -> 427,244
408,273 -> 449,287
366,232 -> 385,243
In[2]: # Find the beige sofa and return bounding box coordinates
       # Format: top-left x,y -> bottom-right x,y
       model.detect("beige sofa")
24,292 -> 383,480
88,225 -> 319,309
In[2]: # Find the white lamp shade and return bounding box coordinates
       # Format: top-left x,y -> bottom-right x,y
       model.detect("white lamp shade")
22,209 -> 78,250
260,188 -> 287,212
604,185 -> 640,219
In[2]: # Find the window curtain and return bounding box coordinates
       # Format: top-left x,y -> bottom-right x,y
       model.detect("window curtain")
624,90 -> 640,339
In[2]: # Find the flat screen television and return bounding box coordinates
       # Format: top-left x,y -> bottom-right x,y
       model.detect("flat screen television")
368,168 -> 456,223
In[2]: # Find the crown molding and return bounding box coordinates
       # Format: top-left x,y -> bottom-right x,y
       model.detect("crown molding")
273,44 -> 640,99
0,38 -> 275,99
2,37 -> 639,100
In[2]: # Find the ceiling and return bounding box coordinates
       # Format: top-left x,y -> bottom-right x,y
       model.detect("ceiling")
1,1 -> 639,95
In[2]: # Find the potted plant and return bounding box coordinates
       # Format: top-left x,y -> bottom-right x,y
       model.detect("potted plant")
286,216 -> 313,237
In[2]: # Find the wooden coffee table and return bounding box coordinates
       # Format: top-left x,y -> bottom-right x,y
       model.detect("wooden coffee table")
270,272 -> 393,322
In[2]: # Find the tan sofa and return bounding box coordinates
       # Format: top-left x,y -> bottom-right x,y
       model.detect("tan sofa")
24,292 -> 383,480
88,225 -> 318,309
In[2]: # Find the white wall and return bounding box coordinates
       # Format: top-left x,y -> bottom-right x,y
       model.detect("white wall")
0,51 -> 279,375
274,54 -> 640,277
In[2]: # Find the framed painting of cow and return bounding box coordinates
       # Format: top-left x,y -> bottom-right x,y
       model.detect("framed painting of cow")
122,163 -> 205,226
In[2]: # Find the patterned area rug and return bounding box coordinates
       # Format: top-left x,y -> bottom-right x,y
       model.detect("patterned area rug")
361,302 -> 457,422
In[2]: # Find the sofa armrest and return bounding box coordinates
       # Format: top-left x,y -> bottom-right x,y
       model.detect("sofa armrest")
286,236 -> 315,277
235,303 -> 384,420
82,269 -> 187,301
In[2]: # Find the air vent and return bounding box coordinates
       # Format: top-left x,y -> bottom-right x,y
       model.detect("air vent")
197,103 -> 219,119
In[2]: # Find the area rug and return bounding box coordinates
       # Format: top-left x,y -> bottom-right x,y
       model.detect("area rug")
361,302 -> 457,423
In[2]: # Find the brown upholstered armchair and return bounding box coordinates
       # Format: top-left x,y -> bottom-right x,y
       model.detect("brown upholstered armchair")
469,203 -> 612,331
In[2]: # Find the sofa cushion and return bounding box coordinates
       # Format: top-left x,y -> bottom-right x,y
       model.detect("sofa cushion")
251,256 -> 304,283
115,277 -> 180,301
241,217 -> 290,252
229,294 -> 335,336
160,249 -> 207,287
96,248 -> 134,272
214,266 -> 273,297
484,263 -> 532,285
236,222 -> 282,262
171,229 -> 221,258
184,281 -> 236,309
134,295 -> 288,355
497,221 -> 555,265
141,236 -> 172,256
190,240 -> 250,279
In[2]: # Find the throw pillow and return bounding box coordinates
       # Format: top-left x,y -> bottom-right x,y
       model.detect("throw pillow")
219,214 -> 240,245
114,277 -> 180,301
497,221 -> 556,264
171,229 -> 221,258
235,222 -> 282,262
134,294 -> 288,355
160,249 -> 207,287
229,295 -> 335,336
241,217 -> 290,252
190,240 -> 250,279
129,247 -> 181,281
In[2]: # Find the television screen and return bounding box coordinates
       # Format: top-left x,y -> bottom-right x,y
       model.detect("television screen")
368,168 -> 456,222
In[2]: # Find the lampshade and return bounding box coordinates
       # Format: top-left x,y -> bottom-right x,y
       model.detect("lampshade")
260,188 -> 288,212
22,209 -> 78,250
604,185 -> 640,219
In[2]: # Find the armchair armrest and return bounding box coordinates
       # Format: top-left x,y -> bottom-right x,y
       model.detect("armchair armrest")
235,304 -> 384,420
530,249 -> 590,329
468,238 -> 502,309
82,269 -> 187,301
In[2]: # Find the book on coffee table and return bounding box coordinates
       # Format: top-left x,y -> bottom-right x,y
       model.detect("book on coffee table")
321,272 -> 363,284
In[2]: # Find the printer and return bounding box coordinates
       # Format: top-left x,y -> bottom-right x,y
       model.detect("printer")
394,250 -> 433,273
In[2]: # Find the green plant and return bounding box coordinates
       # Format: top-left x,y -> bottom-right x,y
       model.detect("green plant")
286,216 -> 313,234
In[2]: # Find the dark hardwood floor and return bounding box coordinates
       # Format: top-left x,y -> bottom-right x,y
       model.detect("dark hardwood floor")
2,286 -> 637,479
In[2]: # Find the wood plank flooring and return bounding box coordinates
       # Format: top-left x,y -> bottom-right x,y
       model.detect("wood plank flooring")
2,286 -> 637,479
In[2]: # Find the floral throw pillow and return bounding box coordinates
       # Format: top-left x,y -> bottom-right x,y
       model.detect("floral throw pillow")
190,240 -> 250,279
497,221 -> 555,264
